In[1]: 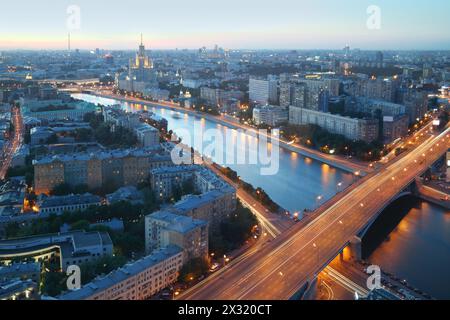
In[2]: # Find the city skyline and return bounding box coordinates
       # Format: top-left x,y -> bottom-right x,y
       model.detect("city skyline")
1,0 -> 450,50
0,0 -> 450,304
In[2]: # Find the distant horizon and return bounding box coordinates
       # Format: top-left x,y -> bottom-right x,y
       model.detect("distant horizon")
2,46 -> 450,53
1,0 -> 450,51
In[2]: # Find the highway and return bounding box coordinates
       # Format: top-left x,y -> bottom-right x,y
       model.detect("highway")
179,127 -> 450,300
0,106 -> 23,180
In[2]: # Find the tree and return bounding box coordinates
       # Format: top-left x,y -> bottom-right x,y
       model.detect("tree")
79,255 -> 127,285
40,261 -> 67,297
45,133 -> 59,144
50,183 -> 73,196
83,112 -> 104,129
179,257 -> 209,283
70,220 -> 90,231
209,202 -> 257,255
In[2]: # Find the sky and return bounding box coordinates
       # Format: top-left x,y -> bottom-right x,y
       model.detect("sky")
1,0 -> 450,50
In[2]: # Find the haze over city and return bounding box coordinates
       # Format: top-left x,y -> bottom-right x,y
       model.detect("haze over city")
0,0 -> 450,309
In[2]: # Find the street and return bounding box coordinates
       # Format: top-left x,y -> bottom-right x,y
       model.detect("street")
178,127 -> 450,300
0,106 -> 23,180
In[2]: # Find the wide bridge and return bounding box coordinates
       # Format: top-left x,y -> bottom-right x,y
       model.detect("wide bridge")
180,127 -> 450,300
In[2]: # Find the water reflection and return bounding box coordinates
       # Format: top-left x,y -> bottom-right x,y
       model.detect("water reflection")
367,198 -> 450,299
72,93 -> 353,213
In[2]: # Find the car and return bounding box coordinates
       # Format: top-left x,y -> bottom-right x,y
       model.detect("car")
209,263 -> 220,272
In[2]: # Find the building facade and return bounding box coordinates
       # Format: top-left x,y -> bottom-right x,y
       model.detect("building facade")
33,149 -> 174,194
0,231 -> 113,271
37,193 -> 102,215
253,105 -> 288,127
249,76 -> 278,105
289,106 -> 379,143
57,246 -> 183,300
145,211 -> 208,261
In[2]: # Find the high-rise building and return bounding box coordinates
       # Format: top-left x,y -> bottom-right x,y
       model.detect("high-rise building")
129,35 -> 155,83
118,35 -> 158,92
249,76 -> 278,105
279,82 -> 307,108
398,89 -> 428,124
383,115 -> 409,144
346,78 -> 399,103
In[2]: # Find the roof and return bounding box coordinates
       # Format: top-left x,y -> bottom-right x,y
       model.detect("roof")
39,193 -> 102,209
0,262 -> 40,277
106,186 -> 143,204
32,147 -> 170,165
57,245 -> 183,300
135,123 -> 158,133
148,210 -> 207,234
0,231 -> 112,259
173,189 -> 231,212
150,164 -> 200,175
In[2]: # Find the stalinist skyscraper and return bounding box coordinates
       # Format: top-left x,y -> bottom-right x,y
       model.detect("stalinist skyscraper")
116,35 -> 158,92
128,34 -> 156,85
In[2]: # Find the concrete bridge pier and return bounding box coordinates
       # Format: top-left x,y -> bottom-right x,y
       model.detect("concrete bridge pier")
300,277 -> 318,300
347,236 -> 362,262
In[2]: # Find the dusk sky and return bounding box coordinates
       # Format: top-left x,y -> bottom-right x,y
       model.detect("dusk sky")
1,0 -> 450,50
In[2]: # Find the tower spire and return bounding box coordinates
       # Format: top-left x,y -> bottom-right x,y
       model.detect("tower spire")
140,33 -> 143,45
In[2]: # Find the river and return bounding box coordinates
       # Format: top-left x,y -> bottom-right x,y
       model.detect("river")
73,93 -> 450,299
364,196 -> 450,299
72,93 -> 354,214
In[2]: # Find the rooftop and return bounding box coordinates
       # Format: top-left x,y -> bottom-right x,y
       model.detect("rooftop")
148,210 -> 207,234
57,245 -> 182,300
0,230 -> 113,259
38,193 -> 102,209
173,189 -> 232,213
33,147 -> 170,165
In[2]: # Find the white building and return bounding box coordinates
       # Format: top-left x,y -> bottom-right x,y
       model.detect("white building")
253,105 -> 288,127
289,106 -> 379,143
57,245 -> 183,300
249,77 -> 278,105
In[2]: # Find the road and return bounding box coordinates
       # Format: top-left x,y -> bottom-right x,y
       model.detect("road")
0,106 -> 23,180
178,127 -> 450,300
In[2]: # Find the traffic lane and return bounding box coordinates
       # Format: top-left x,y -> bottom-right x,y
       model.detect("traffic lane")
186,169 -> 391,299
185,131 -> 449,299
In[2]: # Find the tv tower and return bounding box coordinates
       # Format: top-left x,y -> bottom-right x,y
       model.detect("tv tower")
68,33 -> 71,55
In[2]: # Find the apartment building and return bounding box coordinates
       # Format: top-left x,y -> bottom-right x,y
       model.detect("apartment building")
253,105 -> 288,127
57,246 -> 183,300
145,211 -> 208,261
33,148 -> 174,194
249,76 -> 278,105
289,106 -> 379,143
